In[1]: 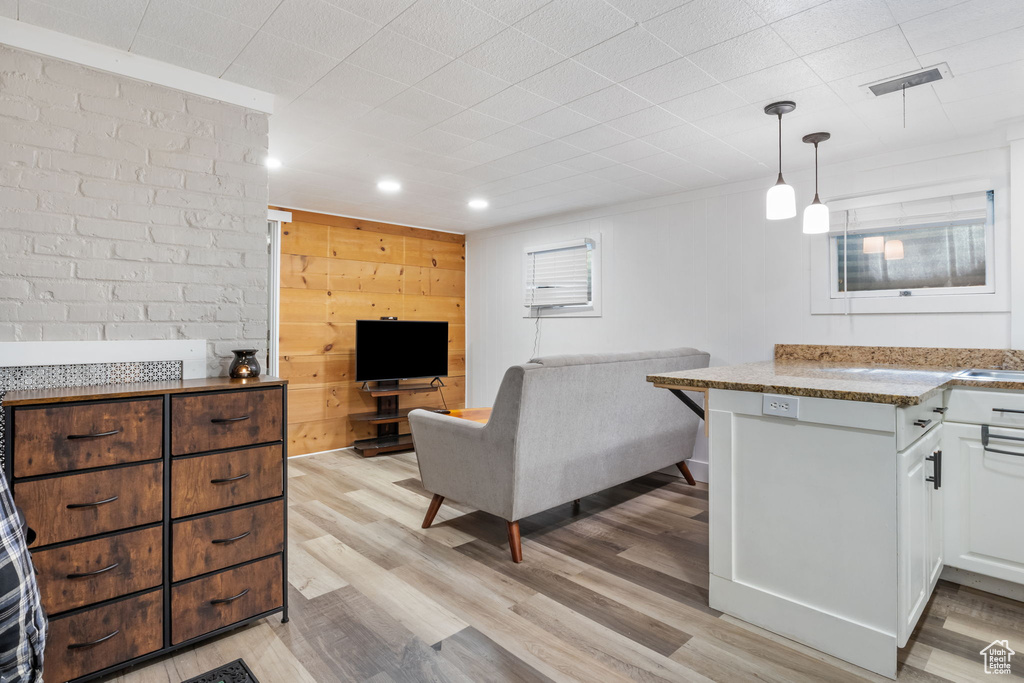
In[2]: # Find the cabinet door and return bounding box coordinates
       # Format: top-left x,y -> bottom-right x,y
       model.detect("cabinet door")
897,426 -> 942,647
943,423 -> 1024,584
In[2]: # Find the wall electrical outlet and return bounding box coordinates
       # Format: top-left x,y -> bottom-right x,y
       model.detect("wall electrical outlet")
763,394 -> 799,419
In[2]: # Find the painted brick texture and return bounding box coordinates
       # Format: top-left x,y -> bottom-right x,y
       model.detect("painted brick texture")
0,45 -> 269,376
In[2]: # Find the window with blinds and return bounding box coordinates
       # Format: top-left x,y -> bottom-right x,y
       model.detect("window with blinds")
524,238 -> 595,311
829,190 -> 994,298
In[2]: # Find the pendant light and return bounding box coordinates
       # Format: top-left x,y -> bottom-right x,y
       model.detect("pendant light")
884,239 -> 904,260
801,132 -> 830,234
764,101 -> 796,220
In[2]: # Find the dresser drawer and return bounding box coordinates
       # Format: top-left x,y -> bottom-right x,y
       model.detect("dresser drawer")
171,555 -> 282,644
13,398 -> 162,477
33,527 -> 162,615
171,388 -> 282,455
16,463 -> 163,547
44,589 -> 162,683
171,445 -> 282,518
173,500 -> 284,581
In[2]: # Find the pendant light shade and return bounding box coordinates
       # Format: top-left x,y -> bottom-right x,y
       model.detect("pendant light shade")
764,101 -> 796,220
884,239 -> 905,260
863,236 -> 885,254
801,132 -> 830,234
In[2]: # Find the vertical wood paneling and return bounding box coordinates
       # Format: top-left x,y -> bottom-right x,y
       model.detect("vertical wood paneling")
277,209 -> 466,456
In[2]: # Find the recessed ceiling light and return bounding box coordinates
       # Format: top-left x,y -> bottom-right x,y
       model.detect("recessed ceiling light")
377,179 -> 401,193
468,198 -> 489,209
265,157 -> 282,169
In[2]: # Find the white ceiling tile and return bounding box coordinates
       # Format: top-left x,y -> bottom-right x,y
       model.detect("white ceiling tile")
344,29 -> 451,84
178,0 -> 283,27
686,26 -> 799,81
433,108 -> 512,139
614,173 -> 682,193
405,127 -> 476,154
459,28 -> 563,83
574,27 -> 679,82
520,107 -> 600,137
772,0 -> 896,56
743,0 -> 829,23
595,138 -> 663,163
565,85 -> 650,122
449,140 -> 512,164
387,0 -> 505,57
603,0 -> 688,22
560,124 -> 633,152
415,60 -> 511,107
589,161 -> 649,179
644,0 -> 765,55
723,58 -> 823,103
308,63 -> 408,108
652,164 -> 722,187
462,0 -> 551,23
803,26 -> 915,81
919,26 -> 1024,75
690,104 -> 764,137
883,0 -> 966,23
678,140 -> 764,177
319,0 -> 416,24
225,31 -> 339,92
624,151 -> 690,175
283,93 -> 374,127
487,150 -> 550,174
661,84 -> 747,120
377,88 -> 464,127
514,0 -> 634,56
348,108 -> 432,138
481,125 -> 552,152
136,0 -> 256,64
640,123 -> 715,150
558,153 -> 619,172
518,60 -> 615,103
901,0 -> 1024,54
20,0 -> 148,50
130,34 -> 229,76
523,139 -> 587,164
472,86 -> 558,123
606,106 -> 686,137
620,58 -> 717,103
261,0 -> 378,60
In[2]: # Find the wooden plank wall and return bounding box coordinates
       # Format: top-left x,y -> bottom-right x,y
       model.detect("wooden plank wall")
276,208 -> 466,457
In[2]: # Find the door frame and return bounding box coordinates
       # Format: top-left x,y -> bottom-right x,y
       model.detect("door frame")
267,209 -> 292,377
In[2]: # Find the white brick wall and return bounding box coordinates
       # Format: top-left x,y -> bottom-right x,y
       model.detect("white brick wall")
0,45 -> 270,376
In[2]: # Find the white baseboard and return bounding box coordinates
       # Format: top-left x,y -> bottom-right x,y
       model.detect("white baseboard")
941,566 -> 1024,602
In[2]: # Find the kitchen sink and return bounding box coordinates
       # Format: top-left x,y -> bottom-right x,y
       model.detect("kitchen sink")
955,368 -> 1024,381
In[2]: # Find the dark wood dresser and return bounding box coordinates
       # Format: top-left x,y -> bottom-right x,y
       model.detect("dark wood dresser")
1,377 -> 288,683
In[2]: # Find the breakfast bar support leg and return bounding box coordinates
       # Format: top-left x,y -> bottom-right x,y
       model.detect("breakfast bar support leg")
422,494 -> 444,528
507,521 -> 523,563
676,461 -> 697,486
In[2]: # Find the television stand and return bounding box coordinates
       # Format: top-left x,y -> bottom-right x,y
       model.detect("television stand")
351,380 -> 439,457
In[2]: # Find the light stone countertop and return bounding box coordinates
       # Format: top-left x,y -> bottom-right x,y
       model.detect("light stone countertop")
648,347 -> 1024,405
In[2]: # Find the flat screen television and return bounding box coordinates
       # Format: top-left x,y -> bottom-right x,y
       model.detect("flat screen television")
355,319 -> 449,383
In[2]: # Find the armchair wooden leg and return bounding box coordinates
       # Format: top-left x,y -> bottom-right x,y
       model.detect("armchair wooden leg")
676,461 -> 697,486
506,521 -> 523,563
422,494 -> 444,528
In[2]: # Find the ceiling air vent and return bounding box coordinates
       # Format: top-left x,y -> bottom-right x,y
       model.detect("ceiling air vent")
863,63 -> 951,96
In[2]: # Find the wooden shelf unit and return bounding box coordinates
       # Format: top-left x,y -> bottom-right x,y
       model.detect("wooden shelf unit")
352,381 -> 441,458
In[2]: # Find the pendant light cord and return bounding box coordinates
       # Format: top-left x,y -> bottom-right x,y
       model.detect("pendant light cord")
777,113 -> 783,175
814,142 -> 819,197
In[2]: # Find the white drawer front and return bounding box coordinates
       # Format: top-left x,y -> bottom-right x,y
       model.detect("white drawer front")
897,393 -> 945,452
946,388 -> 1024,428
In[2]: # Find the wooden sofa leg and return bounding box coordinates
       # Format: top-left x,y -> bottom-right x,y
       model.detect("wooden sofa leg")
422,494 -> 444,528
506,521 -> 523,563
676,461 -> 697,486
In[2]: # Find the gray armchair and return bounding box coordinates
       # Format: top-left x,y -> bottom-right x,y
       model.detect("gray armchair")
408,348 -> 710,562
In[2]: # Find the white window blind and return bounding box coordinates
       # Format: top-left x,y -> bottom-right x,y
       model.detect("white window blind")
829,190 -> 990,233
524,238 -> 594,309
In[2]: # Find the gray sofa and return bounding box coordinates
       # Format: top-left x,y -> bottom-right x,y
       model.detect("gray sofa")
408,347 -> 710,562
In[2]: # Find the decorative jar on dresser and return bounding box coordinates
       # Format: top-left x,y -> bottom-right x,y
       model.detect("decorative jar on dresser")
1,377 -> 288,683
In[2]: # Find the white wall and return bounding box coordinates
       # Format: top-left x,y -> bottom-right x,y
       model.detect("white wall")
466,131 -> 1021,419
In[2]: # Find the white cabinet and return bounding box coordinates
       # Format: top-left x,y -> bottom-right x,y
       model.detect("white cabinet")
944,421 -> 1024,584
897,427 -> 942,646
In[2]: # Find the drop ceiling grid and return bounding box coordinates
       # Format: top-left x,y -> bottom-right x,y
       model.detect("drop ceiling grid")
4,0 -> 1024,230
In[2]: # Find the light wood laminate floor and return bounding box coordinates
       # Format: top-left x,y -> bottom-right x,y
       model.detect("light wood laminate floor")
109,449 -> 1024,682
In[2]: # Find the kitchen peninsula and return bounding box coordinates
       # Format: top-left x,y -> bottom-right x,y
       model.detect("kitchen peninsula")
649,345 -> 1024,679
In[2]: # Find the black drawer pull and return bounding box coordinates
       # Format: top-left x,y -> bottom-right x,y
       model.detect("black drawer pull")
211,416 -> 250,424
67,495 -> 119,509
932,407 -> 947,414
926,450 -> 942,490
914,419 -> 932,428
67,429 -> 121,440
210,473 -> 249,484
210,588 -> 249,605
68,629 -> 119,649
212,531 -> 251,544
982,425 -> 1024,457
67,562 -> 119,579
993,407 -> 1024,414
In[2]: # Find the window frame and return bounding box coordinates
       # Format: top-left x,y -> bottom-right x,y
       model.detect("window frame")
522,236 -> 602,318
